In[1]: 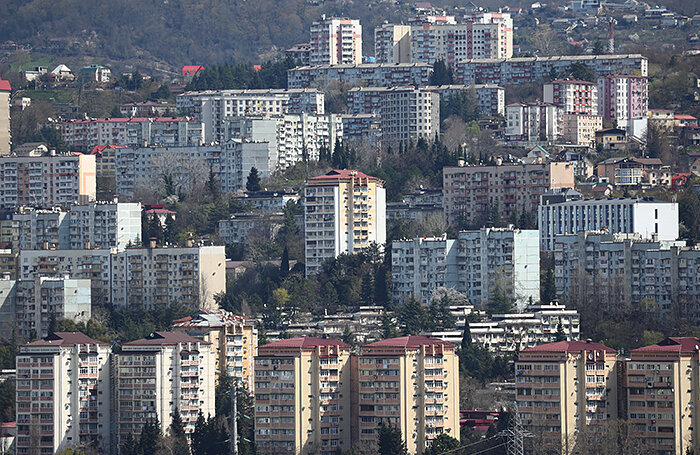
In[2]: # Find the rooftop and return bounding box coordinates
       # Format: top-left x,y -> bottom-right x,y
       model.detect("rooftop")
172,309 -> 254,328
0,79 -> 10,91
521,340 -> 616,353
260,337 -> 349,349
364,335 -> 454,348
632,337 -> 700,354
308,169 -> 380,182
24,332 -> 108,347
122,331 -> 210,346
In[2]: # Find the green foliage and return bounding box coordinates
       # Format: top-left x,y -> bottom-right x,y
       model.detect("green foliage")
377,424 -> 407,455
187,59 -> 297,91
429,60 -> 453,86
555,323 -> 567,342
486,280 -> 512,315
0,338 -> 18,369
0,379 -> 14,423
398,297 -> 429,335
381,312 -> 399,339
169,409 -> 189,455
153,83 -> 172,100
441,91 -> 480,124
121,418 -> 162,455
423,434 -> 462,455
678,188 -> 700,245
111,303 -> 193,342
116,71 -> 144,91
566,62 -> 596,82
54,318 -> 109,342
541,267 -> 556,305
428,295 -> 457,331
191,413 -> 229,455
246,167 -> 261,192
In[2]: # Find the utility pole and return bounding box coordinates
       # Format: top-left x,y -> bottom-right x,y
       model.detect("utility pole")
503,401 -> 532,455
230,380 -> 238,455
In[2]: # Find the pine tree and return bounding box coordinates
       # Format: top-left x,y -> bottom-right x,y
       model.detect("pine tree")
245,167 -> 261,192
555,323 -> 567,342
164,213 -> 176,245
429,295 -> 456,331
169,409 -> 189,455
141,211 -> 151,245
423,434 -> 461,455
206,166 -> 219,199
360,274 -> 374,307
398,297 -> 428,335
461,320 -> 473,351
139,418 -> 162,455
148,215 -> 164,245
541,268 -> 556,304
120,433 -> 140,455
377,424 -> 408,455
380,312 -> 399,339
280,246 -> 289,276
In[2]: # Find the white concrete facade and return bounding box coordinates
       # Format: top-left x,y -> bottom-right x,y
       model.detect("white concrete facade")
310,17 -> 362,65
539,197 -> 679,251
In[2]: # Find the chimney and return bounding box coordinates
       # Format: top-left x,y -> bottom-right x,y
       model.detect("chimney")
186,238 -> 193,248
149,237 -> 157,249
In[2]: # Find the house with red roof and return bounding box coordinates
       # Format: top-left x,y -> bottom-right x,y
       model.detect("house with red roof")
182,65 -> 205,82
516,340 -> 618,453
143,204 -> 176,224
114,332 -> 216,442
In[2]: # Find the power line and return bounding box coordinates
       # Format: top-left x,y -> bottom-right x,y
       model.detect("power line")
435,433 -> 505,455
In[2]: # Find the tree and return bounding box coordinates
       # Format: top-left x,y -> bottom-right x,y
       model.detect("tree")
206,166 -> 220,199
429,60 -> 453,86
139,418 -> 162,455
592,40 -> 605,55
398,297 -> 428,335
380,312 -> 399,339
423,434 -> 461,455
280,246 -> 289,276
461,322 -> 473,351
164,214 -> 176,245
566,62 -> 596,82
541,268 -> 556,304
148,215 -> 164,245
428,295 -> 456,331
555,323 -> 567,341
0,380 -> 14,423
246,167 -> 261,192
377,424 -> 407,455
167,409 -> 190,455
154,83 -> 171,100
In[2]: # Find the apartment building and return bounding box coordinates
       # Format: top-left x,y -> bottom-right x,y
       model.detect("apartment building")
0,79 -> 9,155
539,196 -> 678,251
455,54 -> 648,85
15,332 -> 111,455
559,113 -> 602,147
391,228 -> 540,309
218,213 -> 284,246
14,207 -> 69,250
176,89 -> 325,142
58,117 -> 204,153
442,161 -> 575,226
223,114 -> 342,170
0,153 -> 96,207
515,340 -> 618,454
554,232 -> 700,319
17,244 -> 225,310
597,74 -> 648,129
374,12 -> 513,66
309,17 -> 362,65
114,332 -> 216,445
505,103 -> 561,143
379,87 -> 440,142
287,63 -> 432,89
172,309 -> 258,387
626,337 -> 700,454
230,190 -> 301,213
543,80 -> 598,115
254,337 -> 352,455
426,302 -> 581,353
304,170 -> 386,276
597,157 -> 668,187
15,277 -> 91,340
340,114 -> 381,146
286,43 -> 311,65
355,336 -> 460,454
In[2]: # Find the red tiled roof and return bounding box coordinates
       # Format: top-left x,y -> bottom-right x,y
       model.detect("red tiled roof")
549,79 -> 595,85
90,144 -> 125,155
260,337 -> 349,349
182,65 -> 205,77
675,114 -> 697,120
364,335 -> 454,348
253,65 -> 262,72
521,340 -> 616,353
308,169 -> 379,181
632,337 -> 700,354
25,332 -> 108,347
0,79 -> 10,91
145,208 -> 175,214
122,331 -> 210,346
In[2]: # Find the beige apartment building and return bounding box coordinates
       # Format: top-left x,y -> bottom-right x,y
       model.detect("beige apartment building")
16,332 -> 112,455
309,17 -> 362,65
113,332 -> 216,447
559,113 -> 603,147
443,161 -> 575,226
172,309 -> 258,387
254,337 -> 352,455
355,336 -> 460,454
516,340 -> 619,454
626,337 -> 700,455
0,79 -> 9,155
304,170 -> 386,275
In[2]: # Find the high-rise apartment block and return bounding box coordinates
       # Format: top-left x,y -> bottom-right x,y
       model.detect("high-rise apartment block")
442,161 -> 575,226
505,103 -> 561,143
559,113 -> 602,147
543,80 -> 598,115
516,340 -> 618,453
597,74 -> 648,129
287,63 -> 432,89
379,87 -> 440,142
16,244 -> 226,310
16,332 -> 112,455
0,79 -> 9,155
176,89 -> 325,143
310,17 -> 362,65
172,309 -> 258,387
455,54 -> 648,85
58,117 -> 204,153
113,332 -> 216,445
391,228 -> 540,309
356,336 -> 460,454
428,84 -> 506,116
539,196 -> 678,251
304,170 -> 386,276
554,232 -> 700,319
254,337 -> 352,455
374,13 -> 513,66
0,153 -> 96,207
